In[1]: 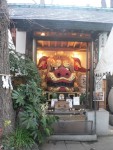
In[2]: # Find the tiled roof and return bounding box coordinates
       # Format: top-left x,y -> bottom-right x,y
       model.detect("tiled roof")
8,4 -> 113,24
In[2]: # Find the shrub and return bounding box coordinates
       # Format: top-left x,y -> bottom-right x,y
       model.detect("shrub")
9,50 -> 58,144
2,128 -> 35,150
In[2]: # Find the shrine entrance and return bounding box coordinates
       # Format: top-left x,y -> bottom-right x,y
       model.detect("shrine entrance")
9,2 -> 112,137
33,30 -> 96,135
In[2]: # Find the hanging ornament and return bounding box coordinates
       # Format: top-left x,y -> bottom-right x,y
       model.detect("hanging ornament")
8,76 -> 13,90
2,75 -> 9,89
1,75 -> 13,90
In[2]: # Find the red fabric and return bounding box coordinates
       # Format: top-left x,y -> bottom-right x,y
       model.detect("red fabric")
37,56 -> 48,70
73,58 -> 87,72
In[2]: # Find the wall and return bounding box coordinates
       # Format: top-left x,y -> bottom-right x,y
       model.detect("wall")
16,30 -> 26,54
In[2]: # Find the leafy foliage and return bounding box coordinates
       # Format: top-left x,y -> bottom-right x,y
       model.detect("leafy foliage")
9,49 -> 40,84
2,128 -> 35,150
52,93 -> 58,99
80,93 -> 86,104
9,50 -> 58,145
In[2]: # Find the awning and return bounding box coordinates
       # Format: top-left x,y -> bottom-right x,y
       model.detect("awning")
95,27 -> 113,76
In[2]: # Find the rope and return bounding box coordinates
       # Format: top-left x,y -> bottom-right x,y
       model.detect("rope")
0,74 -> 12,76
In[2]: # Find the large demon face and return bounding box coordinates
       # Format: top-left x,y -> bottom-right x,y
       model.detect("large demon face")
37,55 -> 87,92
46,55 -> 76,92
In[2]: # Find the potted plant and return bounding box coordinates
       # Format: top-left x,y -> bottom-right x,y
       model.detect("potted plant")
51,93 -> 58,108
52,93 -> 57,99
80,93 -> 86,105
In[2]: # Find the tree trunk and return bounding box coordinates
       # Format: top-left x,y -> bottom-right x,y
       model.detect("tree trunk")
0,0 -> 15,135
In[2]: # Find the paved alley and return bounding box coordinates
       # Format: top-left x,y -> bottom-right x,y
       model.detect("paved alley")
40,136 -> 113,150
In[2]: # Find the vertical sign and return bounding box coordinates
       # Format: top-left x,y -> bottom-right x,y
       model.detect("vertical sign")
99,32 -> 108,59
95,76 -> 103,92
94,76 -> 104,101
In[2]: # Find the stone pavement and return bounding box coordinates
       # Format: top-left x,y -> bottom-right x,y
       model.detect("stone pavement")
39,135 -> 113,150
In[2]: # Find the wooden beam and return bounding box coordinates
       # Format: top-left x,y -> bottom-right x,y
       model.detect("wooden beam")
12,19 -> 113,32
73,42 -> 77,47
34,35 -> 92,42
67,42 -> 70,47
37,47 -> 86,52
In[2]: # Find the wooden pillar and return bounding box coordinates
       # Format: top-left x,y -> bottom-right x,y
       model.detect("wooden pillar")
32,38 -> 37,63
89,41 -> 94,109
26,32 -> 33,59
86,42 -> 90,106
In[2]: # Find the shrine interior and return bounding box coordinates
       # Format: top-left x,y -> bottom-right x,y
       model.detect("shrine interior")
36,30 -> 92,110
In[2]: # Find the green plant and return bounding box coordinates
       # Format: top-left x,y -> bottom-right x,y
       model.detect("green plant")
52,93 -> 57,99
12,81 -> 57,143
10,50 -> 58,144
9,49 -> 41,84
2,128 -> 35,150
80,93 -> 86,104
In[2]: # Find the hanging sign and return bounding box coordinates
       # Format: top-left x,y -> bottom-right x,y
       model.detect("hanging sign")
99,32 -> 108,59
93,91 -> 104,101
95,76 -> 103,92
73,97 -> 80,105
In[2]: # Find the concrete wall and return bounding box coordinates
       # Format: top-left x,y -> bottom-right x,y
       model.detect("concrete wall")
86,109 -> 109,135
16,30 -> 26,54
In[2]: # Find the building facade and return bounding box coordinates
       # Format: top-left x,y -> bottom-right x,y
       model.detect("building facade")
8,3 -> 113,136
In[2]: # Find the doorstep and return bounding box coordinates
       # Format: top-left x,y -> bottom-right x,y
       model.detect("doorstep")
47,134 -> 97,142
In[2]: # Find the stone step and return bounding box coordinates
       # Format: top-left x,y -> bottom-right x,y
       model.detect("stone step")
52,120 -> 93,135
57,114 -> 86,121
47,134 -> 97,142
